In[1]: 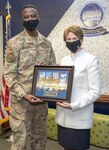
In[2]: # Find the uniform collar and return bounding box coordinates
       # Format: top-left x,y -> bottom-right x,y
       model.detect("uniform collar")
70,48 -> 85,60
23,29 -> 45,45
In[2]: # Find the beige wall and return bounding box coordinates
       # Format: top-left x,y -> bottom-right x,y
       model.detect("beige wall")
0,15 -> 4,91
48,0 -> 109,94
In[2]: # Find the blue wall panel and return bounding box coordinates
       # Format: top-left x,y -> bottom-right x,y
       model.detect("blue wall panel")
0,0 -> 74,37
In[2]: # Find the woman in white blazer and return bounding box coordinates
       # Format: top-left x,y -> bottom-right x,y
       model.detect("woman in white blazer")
56,25 -> 101,150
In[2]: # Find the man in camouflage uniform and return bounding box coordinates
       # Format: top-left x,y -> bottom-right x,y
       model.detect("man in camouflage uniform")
4,5 -> 56,150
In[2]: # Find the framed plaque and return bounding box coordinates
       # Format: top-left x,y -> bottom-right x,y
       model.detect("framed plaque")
32,65 -> 74,102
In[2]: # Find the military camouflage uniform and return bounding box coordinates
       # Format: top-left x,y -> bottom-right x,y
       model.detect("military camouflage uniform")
4,29 -> 56,150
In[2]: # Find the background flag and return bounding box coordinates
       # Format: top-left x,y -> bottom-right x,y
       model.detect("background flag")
0,0 -> 11,124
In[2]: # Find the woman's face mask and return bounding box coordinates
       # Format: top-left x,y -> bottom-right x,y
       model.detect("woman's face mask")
66,39 -> 81,53
65,31 -> 82,53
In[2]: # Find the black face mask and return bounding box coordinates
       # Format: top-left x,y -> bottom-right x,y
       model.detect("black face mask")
23,19 -> 39,31
66,39 -> 81,53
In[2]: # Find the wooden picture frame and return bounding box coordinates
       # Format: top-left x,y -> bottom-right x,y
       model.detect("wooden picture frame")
32,65 -> 74,102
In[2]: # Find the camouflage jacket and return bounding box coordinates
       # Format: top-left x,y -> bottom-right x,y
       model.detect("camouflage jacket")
4,29 -> 56,119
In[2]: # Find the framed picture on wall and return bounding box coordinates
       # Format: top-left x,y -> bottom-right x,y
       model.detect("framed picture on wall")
32,65 -> 74,102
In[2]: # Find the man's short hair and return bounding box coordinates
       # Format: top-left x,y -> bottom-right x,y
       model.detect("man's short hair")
22,4 -> 39,15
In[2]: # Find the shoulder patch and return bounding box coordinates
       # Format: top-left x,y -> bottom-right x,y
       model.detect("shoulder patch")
6,52 -> 16,63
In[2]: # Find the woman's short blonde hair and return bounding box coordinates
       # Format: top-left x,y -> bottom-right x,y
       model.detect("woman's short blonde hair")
63,25 -> 83,41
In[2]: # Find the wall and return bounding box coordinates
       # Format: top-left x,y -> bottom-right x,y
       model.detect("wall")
0,0 -> 74,90
0,0 -> 109,94
0,0 -> 74,37
48,0 -> 109,94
